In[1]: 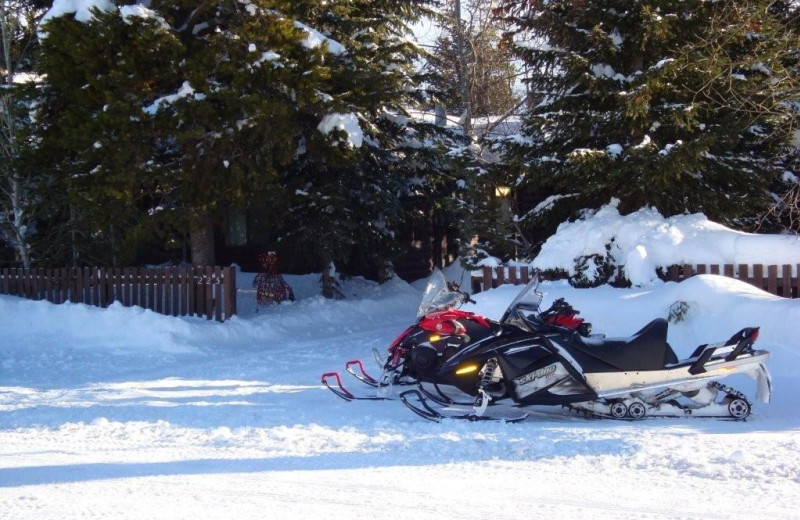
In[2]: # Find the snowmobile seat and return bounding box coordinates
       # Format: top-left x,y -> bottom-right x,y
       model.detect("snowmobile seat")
575,318 -> 678,371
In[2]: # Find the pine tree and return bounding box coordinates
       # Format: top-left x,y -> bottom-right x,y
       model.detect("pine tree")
32,0 -> 335,265
264,0 -> 472,293
496,0 -> 800,249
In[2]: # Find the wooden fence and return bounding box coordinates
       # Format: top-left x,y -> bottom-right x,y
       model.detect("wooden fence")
471,264 -> 800,299
0,266 -> 237,321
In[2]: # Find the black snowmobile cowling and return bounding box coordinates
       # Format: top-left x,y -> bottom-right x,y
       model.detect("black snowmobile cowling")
321,268 -> 594,402
398,275 -> 772,422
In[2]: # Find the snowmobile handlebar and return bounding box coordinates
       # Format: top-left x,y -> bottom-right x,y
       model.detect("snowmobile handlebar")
447,281 -> 476,305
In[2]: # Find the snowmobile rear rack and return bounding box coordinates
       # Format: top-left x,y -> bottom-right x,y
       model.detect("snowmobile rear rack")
688,327 -> 759,375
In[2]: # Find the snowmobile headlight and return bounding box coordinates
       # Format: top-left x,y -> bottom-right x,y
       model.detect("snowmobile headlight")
428,334 -> 442,343
455,363 -> 479,376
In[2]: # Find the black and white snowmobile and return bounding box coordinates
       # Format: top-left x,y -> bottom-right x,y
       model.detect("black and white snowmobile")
321,268 -> 592,402
399,276 -> 772,422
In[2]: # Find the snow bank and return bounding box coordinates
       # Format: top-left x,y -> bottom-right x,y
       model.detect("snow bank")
533,200 -> 800,286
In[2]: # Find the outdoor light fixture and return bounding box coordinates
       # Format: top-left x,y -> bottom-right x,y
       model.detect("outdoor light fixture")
495,185 -> 511,198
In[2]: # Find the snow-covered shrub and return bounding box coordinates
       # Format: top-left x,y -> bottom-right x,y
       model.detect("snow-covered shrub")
568,247 -> 616,288
668,301 -> 690,323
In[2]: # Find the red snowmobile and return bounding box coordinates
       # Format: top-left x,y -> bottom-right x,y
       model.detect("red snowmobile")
321,268 -> 592,401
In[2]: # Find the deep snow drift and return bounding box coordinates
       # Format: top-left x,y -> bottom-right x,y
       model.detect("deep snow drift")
532,200 -> 800,285
1,271 -> 799,519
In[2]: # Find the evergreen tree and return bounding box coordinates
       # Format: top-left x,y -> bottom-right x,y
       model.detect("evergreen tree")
263,0 -> 472,293
31,0 -> 474,289
32,0 -> 337,266
495,0 -> 800,249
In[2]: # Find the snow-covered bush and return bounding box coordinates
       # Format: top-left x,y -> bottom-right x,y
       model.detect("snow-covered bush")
533,199 -> 800,287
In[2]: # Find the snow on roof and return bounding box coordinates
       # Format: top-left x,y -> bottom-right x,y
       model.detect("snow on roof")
533,199 -> 800,286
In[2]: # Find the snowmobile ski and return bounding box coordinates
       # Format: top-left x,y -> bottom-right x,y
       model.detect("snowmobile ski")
344,359 -> 381,387
399,389 -> 529,423
321,372 -> 391,402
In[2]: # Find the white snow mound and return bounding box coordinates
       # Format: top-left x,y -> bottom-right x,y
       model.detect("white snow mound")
533,200 -> 800,286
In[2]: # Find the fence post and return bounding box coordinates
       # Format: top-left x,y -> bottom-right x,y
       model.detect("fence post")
482,266 -> 492,293
767,265 -> 778,296
171,267 -> 180,317
145,268 -> 154,311
204,266 -> 213,320
724,264 -> 734,278
668,265 -> 679,281
73,267 -> 82,304
520,266 -> 530,285
223,266 -> 236,320
214,266 -> 222,321
23,268 -> 31,298
129,267 -> 139,308
796,264 -> 800,299
188,267 -> 196,316
31,268 -> 40,301
196,266 -> 205,317
738,264 -> 749,286
782,265 -> 793,298
180,268 -> 189,316
753,264 -> 765,291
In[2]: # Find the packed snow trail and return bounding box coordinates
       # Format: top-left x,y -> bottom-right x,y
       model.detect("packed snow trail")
1,274 -> 799,519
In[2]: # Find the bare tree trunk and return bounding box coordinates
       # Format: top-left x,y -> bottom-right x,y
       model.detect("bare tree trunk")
190,212 -> 216,266
454,0 -> 472,136
0,3 -> 31,268
320,261 -> 344,299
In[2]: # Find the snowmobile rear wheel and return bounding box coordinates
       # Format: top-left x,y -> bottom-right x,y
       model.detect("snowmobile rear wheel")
610,401 -> 628,418
727,397 -> 750,419
628,401 -> 647,420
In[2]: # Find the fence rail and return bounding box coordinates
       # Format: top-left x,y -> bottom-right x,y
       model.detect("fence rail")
471,263 -> 800,299
0,266 -> 237,321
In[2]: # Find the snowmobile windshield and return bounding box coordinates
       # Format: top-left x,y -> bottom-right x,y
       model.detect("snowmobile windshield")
417,269 -> 464,318
500,272 -> 543,326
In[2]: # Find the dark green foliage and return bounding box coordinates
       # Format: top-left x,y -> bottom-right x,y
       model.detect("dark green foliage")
29,0 -> 471,290
266,0 -> 472,281
495,0 -> 800,249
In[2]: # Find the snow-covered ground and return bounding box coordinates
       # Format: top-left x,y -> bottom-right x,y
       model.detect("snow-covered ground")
1,269 -> 799,519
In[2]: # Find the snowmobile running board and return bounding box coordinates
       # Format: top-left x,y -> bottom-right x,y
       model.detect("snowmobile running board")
399,389 -> 529,423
